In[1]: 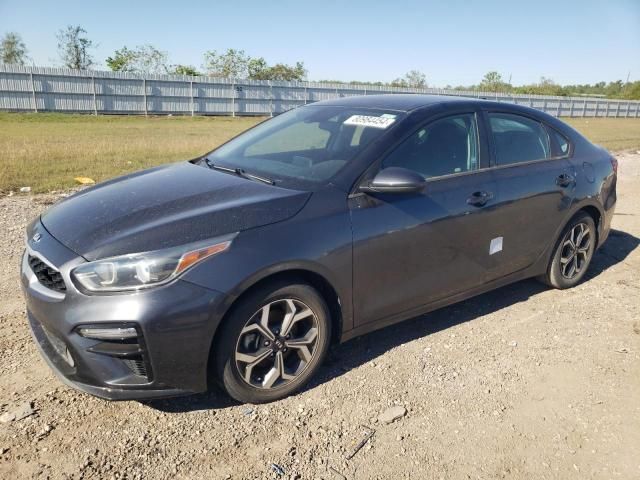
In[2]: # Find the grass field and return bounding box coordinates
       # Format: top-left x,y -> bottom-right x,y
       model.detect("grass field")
0,113 -> 263,193
0,113 -> 639,193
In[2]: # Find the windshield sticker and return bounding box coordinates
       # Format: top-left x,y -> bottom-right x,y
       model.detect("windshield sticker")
380,113 -> 397,119
344,115 -> 396,129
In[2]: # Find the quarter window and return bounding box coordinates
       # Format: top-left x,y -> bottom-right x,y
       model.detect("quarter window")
549,128 -> 570,156
488,113 -> 550,165
383,114 -> 479,178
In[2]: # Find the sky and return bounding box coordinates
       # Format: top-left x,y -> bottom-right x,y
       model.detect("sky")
1,0 -> 639,86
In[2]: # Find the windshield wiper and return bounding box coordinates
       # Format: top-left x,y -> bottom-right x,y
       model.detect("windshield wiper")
205,159 -> 275,185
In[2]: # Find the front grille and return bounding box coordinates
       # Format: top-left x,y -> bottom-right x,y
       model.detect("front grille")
28,255 -> 66,292
123,357 -> 148,378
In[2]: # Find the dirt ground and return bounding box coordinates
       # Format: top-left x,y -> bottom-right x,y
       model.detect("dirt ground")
1,153 -> 639,480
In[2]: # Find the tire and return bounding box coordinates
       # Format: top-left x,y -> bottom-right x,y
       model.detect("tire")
214,281 -> 331,404
539,212 -> 596,289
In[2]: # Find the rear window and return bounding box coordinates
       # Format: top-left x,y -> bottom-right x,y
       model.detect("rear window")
488,113 -> 550,165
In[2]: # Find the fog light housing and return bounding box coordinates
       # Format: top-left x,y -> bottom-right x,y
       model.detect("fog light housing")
77,326 -> 138,340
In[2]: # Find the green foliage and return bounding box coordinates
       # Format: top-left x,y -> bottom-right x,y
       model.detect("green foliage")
105,45 -> 169,74
0,32 -> 28,65
203,48 -> 250,78
56,25 -> 94,70
106,47 -> 137,72
203,49 -> 306,81
249,59 -> 306,81
479,71 -> 511,92
391,70 -> 427,88
449,72 -> 640,100
173,65 -> 199,76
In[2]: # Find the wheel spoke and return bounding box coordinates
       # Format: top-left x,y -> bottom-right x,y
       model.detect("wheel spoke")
286,328 -> 317,364
281,301 -> 314,337
576,224 -> 589,248
569,227 -> 578,248
286,327 -> 318,347
240,322 -> 275,342
561,251 -> 574,265
236,349 -> 270,366
262,351 -> 283,388
259,304 -> 275,338
577,240 -> 590,253
279,299 -> 297,337
236,349 -> 272,383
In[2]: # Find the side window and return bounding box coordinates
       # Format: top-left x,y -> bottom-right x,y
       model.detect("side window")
548,127 -> 570,157
245,121 -> 330,156
488,113 -> 550,165
383,114 -> 479,178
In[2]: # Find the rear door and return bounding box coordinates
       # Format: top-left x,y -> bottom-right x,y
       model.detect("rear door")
481,111 -> 576,280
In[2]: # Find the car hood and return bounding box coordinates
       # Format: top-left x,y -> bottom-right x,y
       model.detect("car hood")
41,162 -> 311,261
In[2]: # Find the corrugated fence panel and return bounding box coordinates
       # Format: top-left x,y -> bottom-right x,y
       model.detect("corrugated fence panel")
1,64 -> 639,118
0,71 -> 32,92
96,78 -> 143,96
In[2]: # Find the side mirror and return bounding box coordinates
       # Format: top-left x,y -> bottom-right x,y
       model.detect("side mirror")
360,167 -> 426,194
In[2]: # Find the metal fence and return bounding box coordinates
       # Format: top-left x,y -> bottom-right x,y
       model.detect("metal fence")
1,64 -> 639,118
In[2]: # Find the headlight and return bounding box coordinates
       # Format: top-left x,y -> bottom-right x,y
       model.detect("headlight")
71,235 -> 235,293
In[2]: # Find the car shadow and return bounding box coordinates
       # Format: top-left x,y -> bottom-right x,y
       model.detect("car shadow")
145,228 -> 638,413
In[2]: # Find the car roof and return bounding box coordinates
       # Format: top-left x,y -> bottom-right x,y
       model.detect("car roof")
313,94 -> 482,112
311,93 -> 569,130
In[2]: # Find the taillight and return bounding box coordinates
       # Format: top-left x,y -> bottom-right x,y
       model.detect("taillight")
610,156 -> 618,175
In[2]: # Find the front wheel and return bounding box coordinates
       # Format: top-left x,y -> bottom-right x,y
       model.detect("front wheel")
540,212 -> 596,289
214,282 -> 331,404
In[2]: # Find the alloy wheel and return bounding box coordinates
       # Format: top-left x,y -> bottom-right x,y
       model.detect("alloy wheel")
560,222 -> 591,279
234,299 -> 319,389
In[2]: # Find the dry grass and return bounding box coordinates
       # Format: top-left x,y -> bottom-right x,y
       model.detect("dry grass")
0,113 -> 263,193
564,118 -> 640,151
0,113 -> 638,193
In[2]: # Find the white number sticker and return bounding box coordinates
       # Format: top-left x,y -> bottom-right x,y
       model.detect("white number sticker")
344,115 -> 396,129
489,237 -> 503,255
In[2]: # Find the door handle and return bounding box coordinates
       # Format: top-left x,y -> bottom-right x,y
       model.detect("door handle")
466,191 -> 493,207
556,173 -> 575,187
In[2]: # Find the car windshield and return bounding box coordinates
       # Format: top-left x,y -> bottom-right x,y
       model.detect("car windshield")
204,105 -> 402,188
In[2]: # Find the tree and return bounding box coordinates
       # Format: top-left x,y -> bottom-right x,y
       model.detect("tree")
391,70 -> 427,88
404,70 -> 427,88
203,49 -> 306,80
203,48 -> 249,78
0,32 -> 28,65
247,57 -> 269,79
106,46 -> 137,72
536,76 -> 563,95
479,71 -> 510,92
248,58 -> 306,81
106,45 -> 169,74
173,64 -> 199,76
265,62 -> 306,81
57,25 -> 94,70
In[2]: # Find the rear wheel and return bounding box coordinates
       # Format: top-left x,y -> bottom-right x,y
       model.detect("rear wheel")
540,212 -> 596,289
214,282 -> 331,404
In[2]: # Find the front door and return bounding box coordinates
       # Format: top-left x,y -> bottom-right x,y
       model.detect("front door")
350,112 -> 502,326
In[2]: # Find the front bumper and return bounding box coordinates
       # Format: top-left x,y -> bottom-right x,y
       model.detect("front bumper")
21,222 -> 230,401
